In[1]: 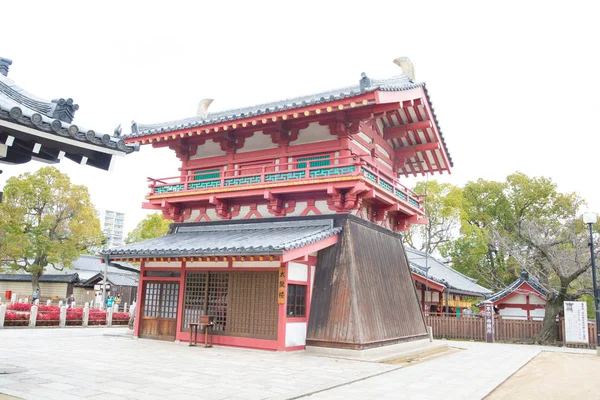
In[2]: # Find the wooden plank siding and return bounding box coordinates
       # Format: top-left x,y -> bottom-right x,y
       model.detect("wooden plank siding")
307,215 -> 429,349
425,315 -> 598,349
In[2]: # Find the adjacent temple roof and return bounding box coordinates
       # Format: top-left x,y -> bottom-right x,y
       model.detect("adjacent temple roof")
105,219 -> 341,258
125,70 -> 452,169
0,273 -> 79,283
484,270 -> 550,304
406,247 -> 492,297
0,255 -> 139,287
0,57 -> 138,170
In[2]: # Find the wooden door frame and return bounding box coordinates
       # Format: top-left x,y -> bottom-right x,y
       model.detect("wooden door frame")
140,281 -> 180,341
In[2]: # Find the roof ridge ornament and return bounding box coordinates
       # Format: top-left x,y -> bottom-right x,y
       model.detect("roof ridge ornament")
359,72 -> 372,92
0,57 -> 12,77
393,57 -> 415,81
196,98 -> 214,118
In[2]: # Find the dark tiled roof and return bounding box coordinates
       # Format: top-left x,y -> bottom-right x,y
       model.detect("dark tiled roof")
0,61 -> 139,155
81,272 -> 139,287
105,219 -> 341,258
128,75 -> 415,137
406,247 -> 492,296
125,72 -> 452,166
484,270 -> 550,304
72,255 -> 139,274
0,273 -> 79,283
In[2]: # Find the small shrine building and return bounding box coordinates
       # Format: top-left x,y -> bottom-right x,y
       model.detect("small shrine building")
105,58 -> 454,350
480,270 -> 549,320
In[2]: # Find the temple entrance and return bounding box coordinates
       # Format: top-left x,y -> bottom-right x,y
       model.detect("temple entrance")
182,271 -> 279,340
140,282 -> 179,341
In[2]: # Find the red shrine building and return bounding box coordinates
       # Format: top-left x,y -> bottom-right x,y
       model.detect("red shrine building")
480,270 -> 549,320
105,58 -> 453,351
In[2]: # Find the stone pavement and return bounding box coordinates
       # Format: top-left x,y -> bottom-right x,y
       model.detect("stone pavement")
0,328 -> 591,400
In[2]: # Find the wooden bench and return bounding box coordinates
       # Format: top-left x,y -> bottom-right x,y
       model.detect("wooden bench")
189,315 -> 215,348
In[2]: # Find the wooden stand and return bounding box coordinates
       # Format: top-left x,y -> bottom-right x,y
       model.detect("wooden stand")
189,316 -> 214,348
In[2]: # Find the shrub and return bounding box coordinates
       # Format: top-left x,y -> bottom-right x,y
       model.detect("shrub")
37,305 -> 60,313
88,310 -> 107,325
4,312 -> 29,326
36,312 -> 60,327
7,303 -> 32,312
113,312 -> 131,325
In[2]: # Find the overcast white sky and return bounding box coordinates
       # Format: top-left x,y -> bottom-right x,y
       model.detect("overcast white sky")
1,1 -> 599,235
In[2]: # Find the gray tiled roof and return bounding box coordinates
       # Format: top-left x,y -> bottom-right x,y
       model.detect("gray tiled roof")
105,219 -> 342,258
0,273 -> 79,283
81,272 -> 139,287
484,270 -> 549,304
406,247 -> 492,297
128,75 -> 413,137
125,73 -> 452,166
0,65 -> 139,155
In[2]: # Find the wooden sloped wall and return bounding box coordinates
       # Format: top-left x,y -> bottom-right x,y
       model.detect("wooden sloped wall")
306,215 -> 428,349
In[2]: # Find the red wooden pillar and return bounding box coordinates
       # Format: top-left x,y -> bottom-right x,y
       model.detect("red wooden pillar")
175,260 -> 187,341
133,260 -> 145,337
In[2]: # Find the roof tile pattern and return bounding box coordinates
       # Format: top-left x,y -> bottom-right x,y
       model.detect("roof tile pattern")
105,219 -> 341,257
0,73 -> 138,154
406,247 -> 492,296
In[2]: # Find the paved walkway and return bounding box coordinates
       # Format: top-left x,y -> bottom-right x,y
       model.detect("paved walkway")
0,328 -> 592,399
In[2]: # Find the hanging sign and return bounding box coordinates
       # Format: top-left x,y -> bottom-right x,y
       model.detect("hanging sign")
484,301 -> 494,343
278,266 -> 286,304
563,301 -> 588,344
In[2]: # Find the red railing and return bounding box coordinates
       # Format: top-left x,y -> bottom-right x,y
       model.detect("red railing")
147,155 -> 423,208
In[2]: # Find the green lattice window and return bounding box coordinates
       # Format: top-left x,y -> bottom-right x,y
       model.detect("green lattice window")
194,169 -> 220,181
296,155 -> 331,169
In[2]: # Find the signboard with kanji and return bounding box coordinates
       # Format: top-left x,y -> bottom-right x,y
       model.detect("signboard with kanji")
278,266 -> 286,304
484,301 -> 494,343
563,301 -> 588,344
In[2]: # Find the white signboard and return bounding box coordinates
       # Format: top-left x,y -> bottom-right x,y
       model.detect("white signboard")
563,301 -> 588,344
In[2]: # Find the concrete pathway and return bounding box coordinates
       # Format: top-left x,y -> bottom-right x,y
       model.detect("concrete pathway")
0,328 -> 591,400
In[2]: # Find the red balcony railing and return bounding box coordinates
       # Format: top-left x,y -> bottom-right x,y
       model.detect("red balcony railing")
147,155 -> 422,209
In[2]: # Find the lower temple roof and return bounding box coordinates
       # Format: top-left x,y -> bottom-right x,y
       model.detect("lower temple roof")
104,219 -> 341,258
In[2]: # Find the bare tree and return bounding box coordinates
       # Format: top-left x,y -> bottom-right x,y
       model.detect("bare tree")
491,218 -> 596,342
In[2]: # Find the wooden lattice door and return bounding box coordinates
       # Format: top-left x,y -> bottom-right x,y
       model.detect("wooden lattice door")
227,271 -> 279,340
140,282 -> 179,341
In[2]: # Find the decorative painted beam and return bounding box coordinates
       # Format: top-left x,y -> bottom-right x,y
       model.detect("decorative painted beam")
384,120 -> 432,139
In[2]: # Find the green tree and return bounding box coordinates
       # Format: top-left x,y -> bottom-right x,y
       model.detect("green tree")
405,181 -> 463,255
444,172 -> 595,343
126,213 -> 171,244
0,167 -> 102,296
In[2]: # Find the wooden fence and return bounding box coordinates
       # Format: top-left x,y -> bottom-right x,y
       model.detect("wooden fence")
425,315 -> 598,348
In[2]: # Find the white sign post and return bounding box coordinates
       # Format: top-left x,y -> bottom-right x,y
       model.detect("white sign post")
563,301 -> 589,345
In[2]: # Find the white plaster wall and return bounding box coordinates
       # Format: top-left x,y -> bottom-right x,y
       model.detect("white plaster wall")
186,209 -> 200,222
291,123 -> 331,145
375,144 -> 390,159
499,308 -> 528,319
285,201 -> 306,217
529,294 -> 546,304
237,131 -> 278,153
530,308 -> 546,319
288,262 -> 308,282
186,261 -> 228,268
351,138 -> 371,155
285,322 -> 307,347
314,200 -> 332,215
357,131 -> 373,143
189,139 -> 225,160
232,261 -> 280,268
145,261 -> 182,268
504,294 -> 527,304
